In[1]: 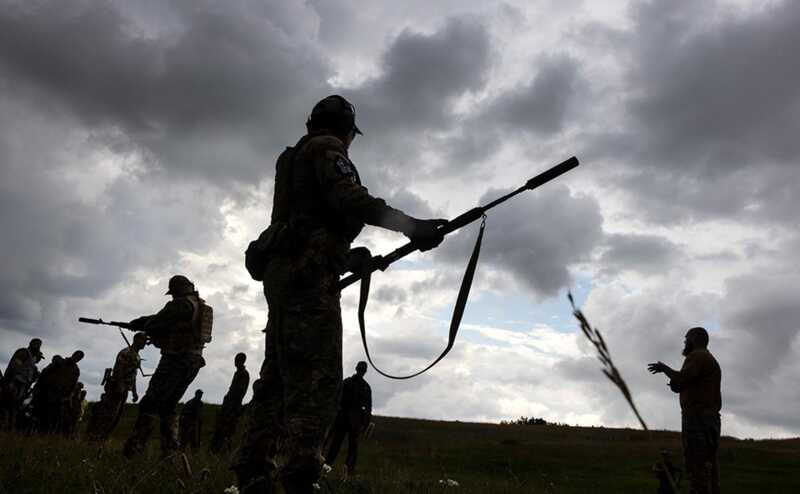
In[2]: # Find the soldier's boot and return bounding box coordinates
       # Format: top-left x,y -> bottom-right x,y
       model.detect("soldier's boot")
235,465 -> 275,494
281,473 -> 316,494
123,413 -> 157,459
160,413 -> 180,457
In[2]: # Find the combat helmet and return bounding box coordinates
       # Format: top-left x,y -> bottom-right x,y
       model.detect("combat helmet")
166,275 -> 196,296
307,95 -> 363,136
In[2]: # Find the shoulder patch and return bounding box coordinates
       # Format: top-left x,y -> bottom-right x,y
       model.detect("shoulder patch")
335,156 -> 359,183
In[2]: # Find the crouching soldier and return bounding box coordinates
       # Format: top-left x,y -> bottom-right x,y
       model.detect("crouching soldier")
123,275 -> 213,458
87,332 -> 147,443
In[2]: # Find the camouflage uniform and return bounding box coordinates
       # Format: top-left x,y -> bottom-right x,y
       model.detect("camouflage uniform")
87,345 -> 140,442
211,366 -> 250,453
326,371 -> 372,474
123,289 -> 206,458
179,394 -> 204,450
1,346 -> 41,429
235,124 -> 426,493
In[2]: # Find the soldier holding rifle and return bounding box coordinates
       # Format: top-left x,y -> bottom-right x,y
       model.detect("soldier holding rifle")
81,274 -> 213,457
87,332 -> 147,443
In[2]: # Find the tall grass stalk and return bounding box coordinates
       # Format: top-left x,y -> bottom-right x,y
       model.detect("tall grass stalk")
568,292 -> 680,492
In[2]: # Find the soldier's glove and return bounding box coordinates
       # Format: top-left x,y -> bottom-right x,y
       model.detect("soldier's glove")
406,218 -> 447,252
132,393 -> 139,403
346,247 -> 372,274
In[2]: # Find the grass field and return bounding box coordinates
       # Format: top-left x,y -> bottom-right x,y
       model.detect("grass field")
2,404 -> 799,493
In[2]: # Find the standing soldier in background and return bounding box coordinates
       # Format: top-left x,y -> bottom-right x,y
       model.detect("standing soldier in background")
234,95 -> 445,494
54,351 -> 84,435
179,389 -> 204,451
123,275 -> 212,458
87,332 -> 147,443
31,351 -> 83,433
211,352 -> 250,453
326,361 -> 372,478
63,381 -> 85,437
649,327 -> 722,494
0,338 -> 44,429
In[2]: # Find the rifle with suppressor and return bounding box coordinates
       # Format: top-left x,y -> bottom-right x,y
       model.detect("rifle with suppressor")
78,317 -> 151,377
344,156 -> 580,380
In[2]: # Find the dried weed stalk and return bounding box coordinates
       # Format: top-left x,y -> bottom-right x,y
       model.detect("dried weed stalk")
568,292 -> 680,492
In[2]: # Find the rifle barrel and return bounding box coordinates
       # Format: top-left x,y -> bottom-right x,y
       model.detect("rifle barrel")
336,156 -> 580,291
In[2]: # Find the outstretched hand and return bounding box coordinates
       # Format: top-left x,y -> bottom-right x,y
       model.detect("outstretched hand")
409,218 -> 448,252
647,361 -> 668,375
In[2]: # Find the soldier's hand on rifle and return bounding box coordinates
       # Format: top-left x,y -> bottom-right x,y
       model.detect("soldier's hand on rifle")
406,218 -> 447,252
346,247 -> 372,274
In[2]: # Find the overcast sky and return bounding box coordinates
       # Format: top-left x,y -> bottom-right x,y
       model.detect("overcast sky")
1,0 -> 799,439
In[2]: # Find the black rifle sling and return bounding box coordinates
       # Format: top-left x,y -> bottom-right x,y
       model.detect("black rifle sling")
357,216 -> 486,379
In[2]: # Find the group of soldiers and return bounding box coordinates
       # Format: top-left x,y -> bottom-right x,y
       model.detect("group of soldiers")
3,95 -> 721,494
0,339 -> 87,436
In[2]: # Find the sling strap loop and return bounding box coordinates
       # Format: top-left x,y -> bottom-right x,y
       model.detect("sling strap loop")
357,216 -> 486,379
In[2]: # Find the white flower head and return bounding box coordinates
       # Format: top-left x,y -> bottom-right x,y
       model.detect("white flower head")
223,486 -> 240,494
438,478 -> 460,487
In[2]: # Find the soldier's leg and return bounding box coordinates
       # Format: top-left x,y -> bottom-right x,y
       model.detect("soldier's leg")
345,427 -> 360,474
156,355 -> 202,455
124,356 -> 176,458
279,293 -> 343,493
682,415 -> 712,494
233,315 -> 284,494
324,417 -> 347,466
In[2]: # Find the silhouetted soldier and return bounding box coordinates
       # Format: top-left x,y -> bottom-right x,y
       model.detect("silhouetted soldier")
33,351 -> 83,433
31,355 -> 62,431
0,338 -> 43,429
87,332 -> 146,443
63,381 -> 85,437
123,275 -> 212,458
326,361 -> 372,477
211,352 -> 250,453
179,389 -> 204,450
649,327 -> 721,494
234,95 -> 445,494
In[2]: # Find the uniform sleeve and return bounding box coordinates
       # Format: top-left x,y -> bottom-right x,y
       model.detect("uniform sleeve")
365,383 -> 372,417
313,143 -> 415,234
143,299 -> 195,335
668,352 -> 705,392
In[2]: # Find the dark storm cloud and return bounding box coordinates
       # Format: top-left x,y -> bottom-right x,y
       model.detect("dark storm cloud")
356,18 -> 492,133
435,184 -> 603,298
599,233 -> 683,275
441,54 -> 586,171
587,0 -> 800,225
485,55 -> 582,134
345,17 -> 493,187
720,273 -> 800,386
0,0 -> 330,184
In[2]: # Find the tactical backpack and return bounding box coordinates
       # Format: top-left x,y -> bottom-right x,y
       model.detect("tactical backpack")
195,299 -> 214,345
245,136 -> 310,281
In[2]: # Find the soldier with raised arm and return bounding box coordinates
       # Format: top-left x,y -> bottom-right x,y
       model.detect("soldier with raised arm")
649,327 -> 721,494
233,95 -> 445,494
123,275 -> 212,458
87,332 -> 147,442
